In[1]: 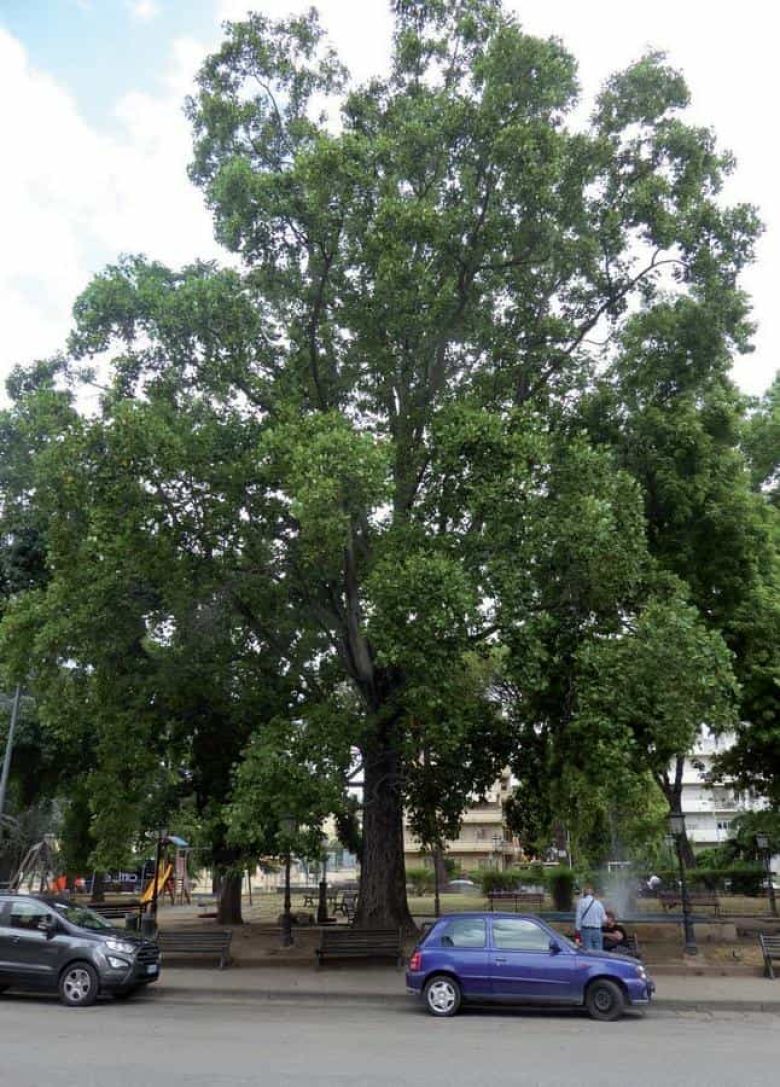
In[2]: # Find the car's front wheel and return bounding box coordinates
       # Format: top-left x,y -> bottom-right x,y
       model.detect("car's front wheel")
423,974 -> 462,1018
585,978 -> 625,1022
59,963 -> 99,1008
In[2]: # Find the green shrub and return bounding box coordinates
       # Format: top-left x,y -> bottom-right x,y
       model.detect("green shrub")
406,867 -> 434,895
654,863 -> 764,895
547,867 -> 575,910
511,864 -> 547,888
475,869 -> 519,894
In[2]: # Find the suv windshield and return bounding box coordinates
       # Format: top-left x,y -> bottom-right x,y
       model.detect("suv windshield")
51,903 -> 114,931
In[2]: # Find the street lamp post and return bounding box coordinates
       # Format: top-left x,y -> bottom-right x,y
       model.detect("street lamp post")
0,686 -> 22,832
280,814 -> 296,947
756,833 -> 778,918
669,813 -> 698,956
317,835 -> 329,925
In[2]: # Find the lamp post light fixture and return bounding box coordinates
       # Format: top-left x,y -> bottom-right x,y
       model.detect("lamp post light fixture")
756,833 -> 778,918
279,814 -> 296,947
669,812 -> 698,955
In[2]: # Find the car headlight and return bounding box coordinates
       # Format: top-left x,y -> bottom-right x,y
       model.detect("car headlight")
107,956 -> 129,969
634,965 -> 647,978
106,938 -> 136,955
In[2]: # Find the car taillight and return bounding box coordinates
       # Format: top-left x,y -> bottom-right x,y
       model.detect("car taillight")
409,950 -> 422,972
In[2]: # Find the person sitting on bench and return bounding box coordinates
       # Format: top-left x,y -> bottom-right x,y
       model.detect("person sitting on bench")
602,910 -> 628,952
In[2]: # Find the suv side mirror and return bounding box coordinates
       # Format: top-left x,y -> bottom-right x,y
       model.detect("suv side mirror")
548,939 -> 561,955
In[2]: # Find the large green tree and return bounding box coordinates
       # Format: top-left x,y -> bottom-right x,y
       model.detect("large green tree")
1,1 -> 760,928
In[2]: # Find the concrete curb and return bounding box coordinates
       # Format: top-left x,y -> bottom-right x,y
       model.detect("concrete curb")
147,986 -> 780,1015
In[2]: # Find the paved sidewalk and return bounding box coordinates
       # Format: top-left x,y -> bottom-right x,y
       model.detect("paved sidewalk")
148,965 -> 780,1013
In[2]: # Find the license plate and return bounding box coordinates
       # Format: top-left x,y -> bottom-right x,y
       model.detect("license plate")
146,964 -> 158,975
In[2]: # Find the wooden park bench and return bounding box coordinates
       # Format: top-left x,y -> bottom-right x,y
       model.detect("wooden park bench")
759,934 -> 780,979
487,891 -> 545,913
156,929 -> 233,969
89,900 -> 143,923
316,927 -> 401,967
658,890 -> 720,916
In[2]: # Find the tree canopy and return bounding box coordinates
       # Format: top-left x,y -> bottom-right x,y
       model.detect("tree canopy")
0,0 -> 772,921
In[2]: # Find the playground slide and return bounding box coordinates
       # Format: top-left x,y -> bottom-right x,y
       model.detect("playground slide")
140,863 -> 173,905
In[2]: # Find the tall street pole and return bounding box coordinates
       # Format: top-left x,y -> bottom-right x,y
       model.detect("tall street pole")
0,685 -> 22,830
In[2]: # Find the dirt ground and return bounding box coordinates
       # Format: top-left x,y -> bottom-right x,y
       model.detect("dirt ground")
145,891 -> 776,972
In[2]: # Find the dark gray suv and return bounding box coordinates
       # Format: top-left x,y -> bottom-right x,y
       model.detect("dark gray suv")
0,894 -> 160,1006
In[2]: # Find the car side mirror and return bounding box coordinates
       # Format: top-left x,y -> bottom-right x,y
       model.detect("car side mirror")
549,939 -> 562,955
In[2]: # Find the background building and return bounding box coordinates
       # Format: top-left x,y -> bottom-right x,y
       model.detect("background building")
680,730 -> 765,849
403,771 -> 523,872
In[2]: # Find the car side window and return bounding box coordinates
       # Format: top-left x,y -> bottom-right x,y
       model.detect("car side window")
492,918 -> 550,952
8,900 -> 52,932
438,918 -> 486,948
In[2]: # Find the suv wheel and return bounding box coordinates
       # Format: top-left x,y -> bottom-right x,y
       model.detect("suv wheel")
585,978 -> 625,1022
59,963 -> 99,1008
423,974 -> 462,1017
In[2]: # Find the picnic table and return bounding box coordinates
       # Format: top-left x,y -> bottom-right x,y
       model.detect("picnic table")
295,886 -> 359,920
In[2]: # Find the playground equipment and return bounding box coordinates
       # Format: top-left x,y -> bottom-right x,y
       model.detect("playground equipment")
141,862 -> 175,906
9,836 -> 58,894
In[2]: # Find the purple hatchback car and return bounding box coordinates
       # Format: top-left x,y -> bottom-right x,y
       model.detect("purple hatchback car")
406,912 -> 654,1021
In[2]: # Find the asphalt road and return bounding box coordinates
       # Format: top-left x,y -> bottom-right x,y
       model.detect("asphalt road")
0,992 -> 777,1087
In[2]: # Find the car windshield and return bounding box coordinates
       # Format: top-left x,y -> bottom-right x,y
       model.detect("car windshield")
51,903 -> 114,931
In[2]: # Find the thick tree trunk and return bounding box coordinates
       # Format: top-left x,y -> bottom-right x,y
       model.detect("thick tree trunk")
354,737 -> 415,934
217,869 -> 243,925
659,760 -> 697,869
89,871 -> 105,903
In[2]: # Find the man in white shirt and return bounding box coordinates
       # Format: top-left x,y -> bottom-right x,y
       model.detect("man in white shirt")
575,884 -> 607,951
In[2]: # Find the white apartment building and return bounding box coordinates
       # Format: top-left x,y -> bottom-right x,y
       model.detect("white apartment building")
679,729 -> 765,848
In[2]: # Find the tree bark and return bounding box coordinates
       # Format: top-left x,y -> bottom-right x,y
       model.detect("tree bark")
217,869 -> 244,925
89,871 -> 105,903
354,736 -> 416,934
659,758 -> 697,869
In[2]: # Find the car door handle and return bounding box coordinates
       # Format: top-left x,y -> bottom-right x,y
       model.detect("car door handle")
494,957 -> 507,964
11,936 -> 21,943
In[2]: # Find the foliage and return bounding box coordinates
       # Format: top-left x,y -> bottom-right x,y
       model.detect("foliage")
0,0 -> 764,928
406,866 -> 435,895
547,867 -> 576,910
655,863 -> 764,895
474,869 -> 518,894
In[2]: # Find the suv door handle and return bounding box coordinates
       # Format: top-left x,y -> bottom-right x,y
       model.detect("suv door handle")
494,957 -> 507,964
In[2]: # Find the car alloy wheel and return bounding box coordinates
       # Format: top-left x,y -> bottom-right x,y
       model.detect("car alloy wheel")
59,963 -> 98,1008
585,978 -> 625,1022
424,975 -> 462,1017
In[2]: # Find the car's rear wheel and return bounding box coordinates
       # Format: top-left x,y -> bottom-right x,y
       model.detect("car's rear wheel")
423,974 -> 462,1017
585,978 -> 625,1022
59,962 -> 99,1008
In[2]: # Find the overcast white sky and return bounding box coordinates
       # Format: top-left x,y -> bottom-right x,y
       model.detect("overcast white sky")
1,0 -> 777,400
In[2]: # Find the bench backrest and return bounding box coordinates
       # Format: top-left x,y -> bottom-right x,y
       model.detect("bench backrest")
759,934 -> 780,956
320,928 -> 398,949
158,930 -> 232,948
